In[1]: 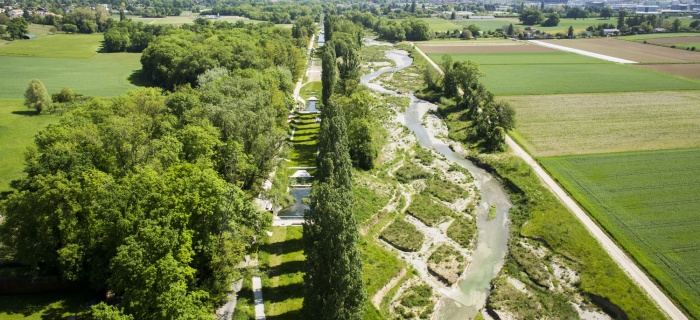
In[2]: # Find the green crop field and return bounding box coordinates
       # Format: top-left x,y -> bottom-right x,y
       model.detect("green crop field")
0,100 -> 60,192
539,148 -> 700,318
452,17 -> 603,34
428,51 -> 607,65
477,62 -> 700,95
504,91 -> 700,156
418,18 -> 463,32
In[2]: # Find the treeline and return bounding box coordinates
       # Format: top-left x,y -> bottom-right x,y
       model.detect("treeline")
208,3 -> 322,24
344,11 -> 431,41
103,19 -> 174,52
302,14 -> 370,320
136,21 -> 306,89
423,56 -> 515,151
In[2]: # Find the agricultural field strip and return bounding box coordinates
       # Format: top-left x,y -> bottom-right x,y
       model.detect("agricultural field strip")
411,42 -> 687,319
502,91 -> 700,156
539,38 -> 700,63
529,40 -> 637,64
505,137 -> 688,320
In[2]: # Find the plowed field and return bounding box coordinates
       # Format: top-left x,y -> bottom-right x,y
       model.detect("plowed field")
540,38 -> 700,63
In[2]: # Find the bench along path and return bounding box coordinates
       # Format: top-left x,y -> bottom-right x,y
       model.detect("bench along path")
411,42 -> 687,320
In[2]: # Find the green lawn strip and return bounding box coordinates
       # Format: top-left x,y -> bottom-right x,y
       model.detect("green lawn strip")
288,113 -> 320,168
447,217 -> 476,248
299,81 -> 322,100
0,34 -> 103,58
0,100 -> 61,192
260,226 -> 305,319
539,148 -> 700,318
473,151 -> 667,319
406,193 -> 452,227
0,291 -> 95,319
379,218 -> 424,252
672,41 -> 700,49
231,277 -> 256,320
478,63 -> 700,95
428,52 -> 608,65
0,53 -> 142,99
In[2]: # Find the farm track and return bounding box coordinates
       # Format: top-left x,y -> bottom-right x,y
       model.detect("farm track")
411,43 -> 689,320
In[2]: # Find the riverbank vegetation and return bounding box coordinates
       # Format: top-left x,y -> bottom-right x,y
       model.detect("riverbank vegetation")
404,40 -> 667,318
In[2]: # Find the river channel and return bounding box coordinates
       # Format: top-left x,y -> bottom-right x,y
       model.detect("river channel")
360,46 -> 513,319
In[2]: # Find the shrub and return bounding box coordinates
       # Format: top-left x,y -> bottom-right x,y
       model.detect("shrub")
414,146 -> 434,165
406,193 -> 452,226
380,219 -> 424,251
447,217 -> 476,248
399,284 -> 432,308
424,178 -> 469,203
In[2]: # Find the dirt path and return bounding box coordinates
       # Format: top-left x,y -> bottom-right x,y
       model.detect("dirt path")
372,268 -> 407,308
412,43 -> 687,320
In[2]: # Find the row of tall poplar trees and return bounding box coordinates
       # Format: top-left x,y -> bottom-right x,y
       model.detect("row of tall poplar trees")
302,14 -> 367,320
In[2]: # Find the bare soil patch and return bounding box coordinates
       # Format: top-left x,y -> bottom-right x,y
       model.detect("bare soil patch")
418,43 -> 555,54
646,36 -> 700,45
639,63 -> 700,81
541,38 -> 700,63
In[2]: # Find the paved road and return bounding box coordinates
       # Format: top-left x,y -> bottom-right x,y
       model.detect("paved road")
410,42 -> 687,320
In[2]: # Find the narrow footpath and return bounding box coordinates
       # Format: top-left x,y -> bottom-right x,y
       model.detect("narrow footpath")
410,42 -> 687,320
252,276 -> 266,320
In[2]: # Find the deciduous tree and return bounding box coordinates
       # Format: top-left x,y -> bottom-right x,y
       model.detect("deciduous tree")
7,17 -> 29,40
24,79 -> 51,113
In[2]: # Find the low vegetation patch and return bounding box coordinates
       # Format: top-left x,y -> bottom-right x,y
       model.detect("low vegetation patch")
427,244 -> 466,285
487,205 -> 496,221
394,162 -> 430,184
394,283 -> 434,319
446,217 -> 476,249
424,178 -> 469,203
413,146 -> 434,166
380,219 -> 424,252
406,193 -> 452,227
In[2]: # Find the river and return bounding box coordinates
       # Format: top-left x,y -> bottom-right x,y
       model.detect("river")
360,46 -> 512,320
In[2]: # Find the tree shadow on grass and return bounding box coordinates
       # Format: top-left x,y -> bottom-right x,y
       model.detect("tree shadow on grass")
0,291 -> 94,319
128,69 -> 152,87
261,237 -> 303,257
266,309 -> 303,320
11,110 -> 40,116
266,260 -> 305,279
263,282 -> 304,304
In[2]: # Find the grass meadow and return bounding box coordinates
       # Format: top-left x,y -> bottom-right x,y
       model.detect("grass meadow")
504,91 -> 700,156
539,148 -> 700,318
0,100 -> 60,192
299,81 -> 322,101
0,34 -> 104,58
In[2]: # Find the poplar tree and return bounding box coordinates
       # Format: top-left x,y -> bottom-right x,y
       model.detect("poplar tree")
321,41 -> 337,106
303,99 -> 366,320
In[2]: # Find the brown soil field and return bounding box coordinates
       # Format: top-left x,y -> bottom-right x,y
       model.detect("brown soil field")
639,64 -> 700,81
541,38 -> 700,63
418,44 -> 556,53
646,36 -> 700,45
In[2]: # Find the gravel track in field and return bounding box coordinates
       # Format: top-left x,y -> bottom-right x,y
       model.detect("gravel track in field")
540,38 -> 700,63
